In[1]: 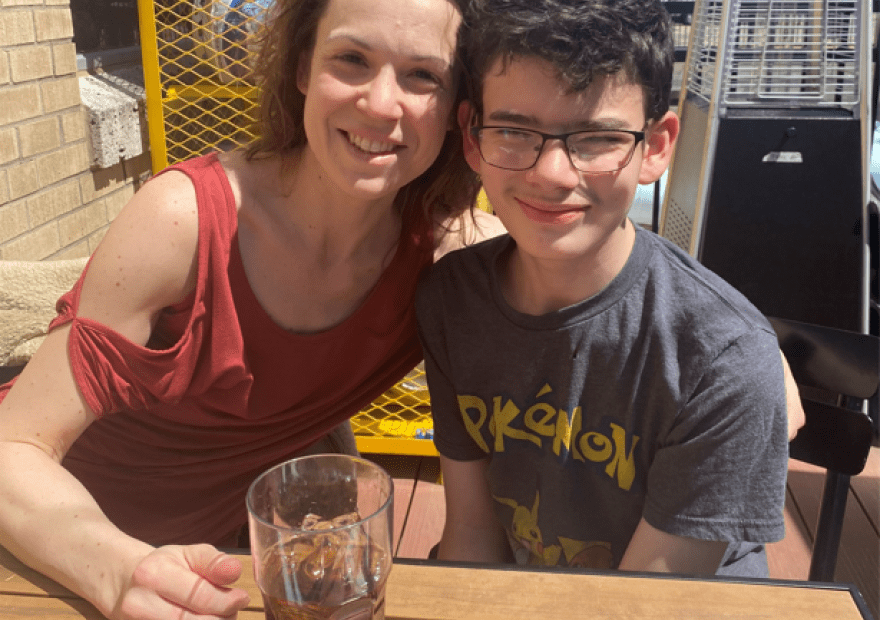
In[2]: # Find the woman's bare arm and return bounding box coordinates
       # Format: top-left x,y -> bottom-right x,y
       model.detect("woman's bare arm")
0,172 -> 249,619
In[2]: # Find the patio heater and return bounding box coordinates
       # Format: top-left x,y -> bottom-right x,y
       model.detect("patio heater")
659,0 -> 874,334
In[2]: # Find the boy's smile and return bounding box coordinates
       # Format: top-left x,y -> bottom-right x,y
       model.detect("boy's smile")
461,56 -> 676,313
516,197 -> 585,225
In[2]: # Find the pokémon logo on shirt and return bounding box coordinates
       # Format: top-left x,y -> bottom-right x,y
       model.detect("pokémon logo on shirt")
456,383 -> 639,491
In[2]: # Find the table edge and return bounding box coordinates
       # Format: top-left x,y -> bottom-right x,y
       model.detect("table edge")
223,551 -> 877,620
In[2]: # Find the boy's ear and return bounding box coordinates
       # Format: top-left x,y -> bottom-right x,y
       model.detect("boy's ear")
458,101 -> 482,173
638,111 -> 680,185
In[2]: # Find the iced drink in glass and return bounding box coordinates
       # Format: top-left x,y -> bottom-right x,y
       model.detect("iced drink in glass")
246,455 -> 393,620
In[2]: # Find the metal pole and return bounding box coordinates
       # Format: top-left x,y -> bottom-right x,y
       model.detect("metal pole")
137,0 -> 169,174
808,471 -> 851,582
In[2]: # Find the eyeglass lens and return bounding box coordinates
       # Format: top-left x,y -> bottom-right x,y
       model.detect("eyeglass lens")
477,128 -> 639,173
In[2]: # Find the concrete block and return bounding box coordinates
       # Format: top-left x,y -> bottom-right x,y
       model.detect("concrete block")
19,116 -> 60,157
34,8 -> 74,42
7,159 -> 39,201
9,45 -> 53,83
0,11 -> 36,46
0,127 -> 18,164
52,42 -> 77,76
78,68 -> 146,168
98,66 -> 146,98
0,83 -> 42,124
41,75 -> 81,113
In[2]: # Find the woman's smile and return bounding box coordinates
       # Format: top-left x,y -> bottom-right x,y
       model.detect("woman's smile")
343,130 -> 404,159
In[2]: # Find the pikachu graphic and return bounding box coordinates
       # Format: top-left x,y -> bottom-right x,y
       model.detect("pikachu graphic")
493,491 -> 561,565
494,490 -> 613,569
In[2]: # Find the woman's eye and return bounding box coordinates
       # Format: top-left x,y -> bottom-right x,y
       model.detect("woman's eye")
412,69 -> 441,85
337,52 -> 366,66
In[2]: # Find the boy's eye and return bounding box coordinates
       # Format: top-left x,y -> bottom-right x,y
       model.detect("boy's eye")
496,129 -> 537,142
573,132 -> 628,146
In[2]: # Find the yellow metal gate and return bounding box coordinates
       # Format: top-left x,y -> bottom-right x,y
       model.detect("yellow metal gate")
137,0 -> 436,455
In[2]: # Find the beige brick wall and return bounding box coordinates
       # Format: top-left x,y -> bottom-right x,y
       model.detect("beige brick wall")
0,0 -> 151,261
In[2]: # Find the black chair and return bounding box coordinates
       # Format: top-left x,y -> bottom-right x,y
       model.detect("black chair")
769,316 -> 878,582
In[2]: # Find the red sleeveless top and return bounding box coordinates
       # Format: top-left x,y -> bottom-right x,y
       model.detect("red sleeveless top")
2,153 -> 434,547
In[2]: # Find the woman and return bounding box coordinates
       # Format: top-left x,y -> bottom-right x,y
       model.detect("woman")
0,0 -> 500,617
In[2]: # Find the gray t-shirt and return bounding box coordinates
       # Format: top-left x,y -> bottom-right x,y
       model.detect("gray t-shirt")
416,226 -> 788,577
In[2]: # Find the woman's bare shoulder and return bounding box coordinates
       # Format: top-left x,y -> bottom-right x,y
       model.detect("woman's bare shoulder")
216,150 -> 247,202
433,209 -> 507,261
76,168 -> 202,333
117,168 -> 201,261
216,149 -> 283,206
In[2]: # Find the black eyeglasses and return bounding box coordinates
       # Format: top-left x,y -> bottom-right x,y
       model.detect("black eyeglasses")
470,126 -> 645,174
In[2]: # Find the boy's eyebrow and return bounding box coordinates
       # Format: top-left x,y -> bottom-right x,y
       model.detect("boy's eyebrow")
485,110 -> 539,125
485,110 -> 632,131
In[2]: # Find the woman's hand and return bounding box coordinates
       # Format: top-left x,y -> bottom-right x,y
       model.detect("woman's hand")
0,169 -> 221,620
113,545 -> 250,620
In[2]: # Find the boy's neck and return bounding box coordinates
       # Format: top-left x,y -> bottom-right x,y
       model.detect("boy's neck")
500,218 -> 637,316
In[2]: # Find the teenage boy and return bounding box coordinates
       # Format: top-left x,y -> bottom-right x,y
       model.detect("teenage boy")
415,0 -> 790,577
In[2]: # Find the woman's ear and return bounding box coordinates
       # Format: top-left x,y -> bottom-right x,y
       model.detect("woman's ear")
638,111 -> 680,185
458,101 -> 481,173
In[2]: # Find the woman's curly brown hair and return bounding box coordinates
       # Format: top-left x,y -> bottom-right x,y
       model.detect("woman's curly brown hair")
245,0 -> 481,227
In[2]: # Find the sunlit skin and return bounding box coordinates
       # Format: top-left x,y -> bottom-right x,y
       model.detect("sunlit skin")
460,57 -> 677,315
297,0 -> 461,207
0,0 -> 492,618
229,0 -> 468,336
438,54 -> 805,577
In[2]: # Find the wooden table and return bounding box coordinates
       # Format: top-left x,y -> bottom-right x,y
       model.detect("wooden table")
0,545 -> 873,619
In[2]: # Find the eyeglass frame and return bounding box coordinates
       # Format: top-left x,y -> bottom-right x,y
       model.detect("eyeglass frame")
469,125 -> 647,174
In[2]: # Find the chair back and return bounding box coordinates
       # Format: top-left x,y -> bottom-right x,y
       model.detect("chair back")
768,317 -> 877,476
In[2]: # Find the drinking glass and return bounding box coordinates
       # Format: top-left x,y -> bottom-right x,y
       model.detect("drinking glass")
246,454 -> 394,620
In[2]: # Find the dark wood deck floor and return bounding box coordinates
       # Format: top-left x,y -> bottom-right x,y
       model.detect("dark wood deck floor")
365,447 -> 880,620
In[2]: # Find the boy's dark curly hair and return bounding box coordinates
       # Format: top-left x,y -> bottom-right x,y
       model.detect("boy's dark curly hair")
461,0 -> 674,121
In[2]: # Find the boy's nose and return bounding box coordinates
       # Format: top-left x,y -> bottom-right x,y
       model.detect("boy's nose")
359,66 -> 404,119
530,139 -> 581,187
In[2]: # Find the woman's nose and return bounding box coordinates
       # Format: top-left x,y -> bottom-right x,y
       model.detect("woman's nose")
358,66 -> 404,119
